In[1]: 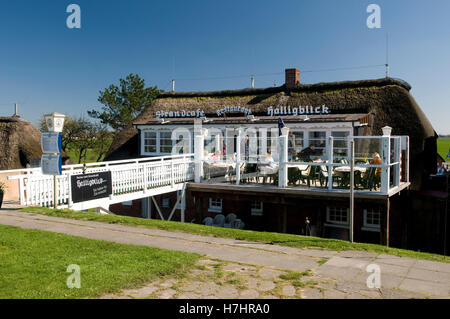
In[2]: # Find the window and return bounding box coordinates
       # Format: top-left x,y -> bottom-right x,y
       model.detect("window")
288,131 -> 304,159
266,129 -> 278,156
309,131 -> 326,155
363,208 -> 381,231
251,202 -> 263,216
142,131 -> 174,155
144,131 -> 157,153
208,198 -> 223,213
332,131 -> 349,159
326,207 -> 349,225
122,200 -> 133,206
162,197 -> 170,208
160,131 -> 173,153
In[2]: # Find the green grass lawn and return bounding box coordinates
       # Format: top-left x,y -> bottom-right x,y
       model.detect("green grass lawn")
437,137 -> 450,160
65,148 -> 105,164
0,224 -> 199,299
20,207 -> 450,263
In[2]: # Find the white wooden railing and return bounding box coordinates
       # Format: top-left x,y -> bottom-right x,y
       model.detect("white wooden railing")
4,133 -> 410,210
7,154 -> 194,208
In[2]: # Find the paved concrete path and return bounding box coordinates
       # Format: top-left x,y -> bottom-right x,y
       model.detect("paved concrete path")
0,207 -> 449,299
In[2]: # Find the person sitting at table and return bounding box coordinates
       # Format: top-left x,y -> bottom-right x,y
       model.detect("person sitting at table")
258,151 -> 278,183
210,150 -> 222,162
297,145 -> 316,161
266,151 -> 278,168
370,152 -> 382,177
437,155 -> 448,176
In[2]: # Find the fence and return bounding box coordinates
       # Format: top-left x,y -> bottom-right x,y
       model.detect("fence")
7,154 -> 194,208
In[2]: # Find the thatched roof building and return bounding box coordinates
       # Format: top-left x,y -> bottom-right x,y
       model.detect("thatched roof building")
0,116 -> 42,170
106,74 -> 437,189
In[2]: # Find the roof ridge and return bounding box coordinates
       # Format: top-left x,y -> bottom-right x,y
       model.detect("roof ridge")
158,78 -> 411,98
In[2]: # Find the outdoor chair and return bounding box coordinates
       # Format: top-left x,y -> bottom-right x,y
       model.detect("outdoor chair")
224,213 -> 237,228
306,165 -> 320,187
231,219 -> 245,229
241,163 -> 257,184
203,217 -> 213,226
288,167 -> 302,185
257,164 -> 278,184
319,165 -> 341,187
212,214 -> 225,227
361,167 -> 381,190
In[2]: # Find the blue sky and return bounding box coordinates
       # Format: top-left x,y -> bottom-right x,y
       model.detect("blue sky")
0,0 -> 449,133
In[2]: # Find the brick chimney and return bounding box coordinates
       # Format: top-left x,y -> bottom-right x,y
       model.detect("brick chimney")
285,68 -> 300,89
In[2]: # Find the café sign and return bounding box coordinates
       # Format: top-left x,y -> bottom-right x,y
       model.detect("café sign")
154,104 -> 330,118
267,105 -> 330,116
70,172 -> 112,203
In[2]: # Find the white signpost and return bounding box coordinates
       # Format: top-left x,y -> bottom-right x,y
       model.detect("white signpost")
41,112 -> 66,209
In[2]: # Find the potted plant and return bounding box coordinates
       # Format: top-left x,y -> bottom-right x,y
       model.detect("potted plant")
0,182 -> 6,209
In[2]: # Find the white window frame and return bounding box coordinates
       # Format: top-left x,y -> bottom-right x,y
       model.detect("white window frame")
331,131 -> 350,160
208,198 -> 223,213
251,202 -> 263,216
141,130 -> 175,156
362,208 -> 381,232
325,206 -> 349,228
159,131 -> 173,154
143,131 -> 157,154
288,130 -> 304,159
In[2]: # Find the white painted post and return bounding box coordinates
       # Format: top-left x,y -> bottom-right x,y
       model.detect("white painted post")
394,138 -> 401,187
278,129 -> 289,188
349,139 -> 355,243
327,136 -> 334,190
53,175 -> 57,209
171,160 -> 175,187
236,129 -> 242,185
18,177 -> 25,205
143,165 -> 148,193
406,136 -> 410,183
67,172 -> 73,208
181,187 -> 186,222
194,132 -> 204,183
381,136 -> 391,194
260,128 -> 267,157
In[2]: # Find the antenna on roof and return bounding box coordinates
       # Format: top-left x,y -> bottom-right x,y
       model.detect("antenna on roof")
385,32 -> 390,78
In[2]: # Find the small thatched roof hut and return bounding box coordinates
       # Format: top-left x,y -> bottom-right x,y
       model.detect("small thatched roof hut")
0,116 -> 42,170
106,75 -> 437,190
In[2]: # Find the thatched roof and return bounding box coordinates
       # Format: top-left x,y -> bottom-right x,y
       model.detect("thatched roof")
0,116 -> 42,170
0,117 -> 74,170
106,77 -> 436,165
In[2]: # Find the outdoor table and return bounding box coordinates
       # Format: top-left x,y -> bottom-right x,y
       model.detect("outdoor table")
334,166 -> 367,173
334,166 -> 367,187
204,161 -> 236,180
289,164 -> 309,171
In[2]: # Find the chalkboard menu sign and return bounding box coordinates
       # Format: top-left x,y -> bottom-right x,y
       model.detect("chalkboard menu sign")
71,172 -> 112,203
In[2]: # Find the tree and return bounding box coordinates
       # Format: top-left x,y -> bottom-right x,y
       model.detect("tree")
88,73 -> 161,131
39,115 -> 86,151
39,115 -> 113,164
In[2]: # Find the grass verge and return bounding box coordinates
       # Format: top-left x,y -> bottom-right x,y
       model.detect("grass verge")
0,224 -> 199,299
19,206 -> 450,263
437,137 -> 450,160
